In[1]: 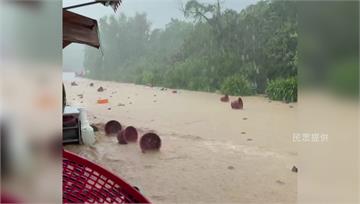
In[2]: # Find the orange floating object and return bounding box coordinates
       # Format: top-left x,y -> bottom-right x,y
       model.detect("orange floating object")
97,99 -> 109,104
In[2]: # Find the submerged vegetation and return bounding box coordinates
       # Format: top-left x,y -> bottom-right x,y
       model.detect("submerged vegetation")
266,77 -> 297,103
84,0 -> 298,101
221,75 -> 254,96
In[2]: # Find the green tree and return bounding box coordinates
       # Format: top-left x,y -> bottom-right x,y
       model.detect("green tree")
83,0 -> 298,100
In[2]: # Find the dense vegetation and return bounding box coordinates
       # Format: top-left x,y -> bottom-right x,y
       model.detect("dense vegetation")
265,77 -> 297,102
84,0 -> 298,101
221,75 -> 254,96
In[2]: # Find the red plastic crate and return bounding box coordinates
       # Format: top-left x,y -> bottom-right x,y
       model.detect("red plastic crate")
63,150 -> 150,203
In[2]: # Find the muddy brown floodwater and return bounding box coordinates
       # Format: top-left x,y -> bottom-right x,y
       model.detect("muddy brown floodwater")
64,78 -> 297,204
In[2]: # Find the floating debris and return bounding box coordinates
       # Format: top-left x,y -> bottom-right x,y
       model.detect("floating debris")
291,166 -> 298,173
276,180 -> 285,185
289,105 -> 294,108
231,97 -> 243,109
243,117 -> 248,120
90,124 -> 99,132
71,81 -> 78,86
140,133 -> 161,153
220,95 -> 229,102
227,166 -> 235,170
172,90 -> 177,94
241,132 -> 246,134
119,126 -> 138,142
247,138 -> 253,141
97,99 -> 109,104
105,120 -> 122,136
118,103 -> 125,106
107,107 -> 112,110
89,83 -> 94,87
77,94 -> 84,98
97,86 -> 104,92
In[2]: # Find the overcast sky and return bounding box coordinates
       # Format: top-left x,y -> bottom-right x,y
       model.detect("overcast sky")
63,0 -> 258,29
63,0 -> 258,71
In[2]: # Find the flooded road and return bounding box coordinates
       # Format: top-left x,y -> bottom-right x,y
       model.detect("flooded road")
64,78 -> 297,203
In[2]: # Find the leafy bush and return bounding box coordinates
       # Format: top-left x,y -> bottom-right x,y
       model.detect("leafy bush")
266,77 -> 297,102
221,75 -> 255,96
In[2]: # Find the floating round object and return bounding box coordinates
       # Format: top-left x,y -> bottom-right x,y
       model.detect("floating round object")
120,126 -> 138,142
220,95 -> 229,102
117,131 -> 128,144
89,83 -> 94,87
140,133 -> 161,152
105,120 -> 122,136
231,97 -> 243,109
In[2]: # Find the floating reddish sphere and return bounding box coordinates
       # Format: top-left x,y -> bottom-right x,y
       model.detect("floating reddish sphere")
105,120 -> 122,135
140,133 -> 161,152
122,126 -> 138,142
220,95 -> 229,102
231,97 -> 243,109
117,131 -> 128,144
